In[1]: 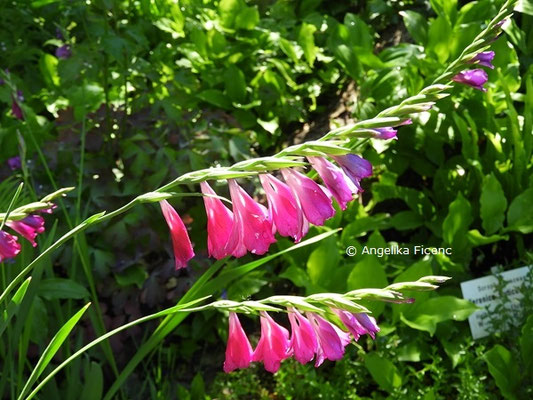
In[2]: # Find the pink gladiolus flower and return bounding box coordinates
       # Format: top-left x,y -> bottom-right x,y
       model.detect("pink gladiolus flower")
259,174 -> 307,242
331,154 -> 373,192
0,230 -> 21,262
252,311 -> 291,373
225,180 -> 276,257
288,308 -> 318,364
468,51 -> 495,69
452,69 -> 488,92
200,182 -> 233,259
159,200 -> 195,269
224,312 -> 254,373
307,312 -> 351,367
6,215 -> 45,247
307,156 -> 358,210
281,168 -> 335,226
333,309 -> 380,340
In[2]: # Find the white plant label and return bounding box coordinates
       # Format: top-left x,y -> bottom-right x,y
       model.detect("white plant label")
460,265 -> 531,339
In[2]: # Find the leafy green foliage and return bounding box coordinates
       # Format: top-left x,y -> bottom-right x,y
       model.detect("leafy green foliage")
0,0 -> 532,399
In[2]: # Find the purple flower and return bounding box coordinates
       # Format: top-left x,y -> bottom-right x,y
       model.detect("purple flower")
225,179 -> 276,257
333,309 -> 380,340
6,215 -> 45,247
11,98 -> 23,120
252,311 -> 291,373
452,69 -> 488,92
330,154 -> 373,192
281,168 -> 335,226
160,200 -> 195,269
7,156 -> 21,170
55,45 -> 72,59
307,312 -> 351,367
260,174 -> 307,242
373,127 -> 397,140
468,51 -> 495,69
224,312 -> 253,373
0,230 -> 21,262
307,156 -> 358,210
200,182 -> 233,260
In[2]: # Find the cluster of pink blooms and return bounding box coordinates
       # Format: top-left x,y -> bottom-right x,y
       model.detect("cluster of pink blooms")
159,151 -> 381,269
0,207 -> 54,263
224,308 -> 379,373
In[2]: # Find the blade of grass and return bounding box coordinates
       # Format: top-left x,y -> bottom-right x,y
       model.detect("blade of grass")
22,297 -> 209,400
17,302 -> 92,400
0,277 -> 31,337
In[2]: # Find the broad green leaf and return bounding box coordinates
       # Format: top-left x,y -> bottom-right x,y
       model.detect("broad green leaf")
400,10 -> 428,44
485,345 -> 520,400
427,16 -> 452,64
219,0 -> 244,28
401,296 -> 477,335
38,278 -> 90,300
364,353 -> 403,393
442,193 -> 472,250
68,82 -> 104,120
480,174 -> 507,234
224,65 -> 247,103
307,236 -> 340,289
235,6 -> 260,30
347,256 -> 388,316
18,303 -> 91,400
39,53 -> 59,87
390,210 -> 423,231
114,266 -> 148,289
520,315 -> 533,373
196,89 -> 232,110
430,0 -> 457,22
80,362 -> 103,400
298,23 -> 317,66
507,188 -> 533,233
466,230 -> 508,246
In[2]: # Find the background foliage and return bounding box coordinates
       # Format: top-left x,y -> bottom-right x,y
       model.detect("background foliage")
0,0 -> 532,399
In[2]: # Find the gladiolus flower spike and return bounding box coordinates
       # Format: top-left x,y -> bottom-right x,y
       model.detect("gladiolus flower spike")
223,306 -> 380,373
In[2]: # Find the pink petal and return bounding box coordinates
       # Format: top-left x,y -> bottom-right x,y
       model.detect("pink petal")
224,312 -> 253,373
225,180 -> 276,257
200,182 -> 233,259
281,169 -> 335,226
0,230 -> 21,262
288,308 -> 318,364
160,200 -> 195,269
307,157 -> 358,210
260,174 -> 307,242
252,311 -> 291,373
